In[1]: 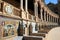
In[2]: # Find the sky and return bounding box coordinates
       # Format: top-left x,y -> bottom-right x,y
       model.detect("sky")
45,0 -> 58,4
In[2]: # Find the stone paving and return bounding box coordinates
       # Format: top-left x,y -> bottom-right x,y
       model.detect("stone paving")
14,36 -> 23,40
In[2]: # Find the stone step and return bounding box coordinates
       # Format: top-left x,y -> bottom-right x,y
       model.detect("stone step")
22,36 -> 43,40
30,33 -> 46,37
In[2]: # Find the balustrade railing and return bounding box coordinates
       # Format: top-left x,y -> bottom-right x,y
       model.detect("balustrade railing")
13,7 -> 21,17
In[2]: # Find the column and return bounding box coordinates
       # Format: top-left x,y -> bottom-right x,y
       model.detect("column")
44,11 -> 46,21
49,15 -> 50,22
51,16 -> 52,22
54,19 -> 55,22
57,18 -> 58,23
21,0 -> 23,10
52,16 -> 53,22
56,18 -> 57,23
50,15 -> 51,22
54,17 -> 55,23
34,2 -> 38,16
46,12 -> 47,21
53,17 -> 54,22
47,14 -> 48,22
25,0 -> 28,19
48,14 -> 49,22
41,8 -> 43,20
56,18 -> 58,23
55,18 -> 56,23
25,0 -> 28,12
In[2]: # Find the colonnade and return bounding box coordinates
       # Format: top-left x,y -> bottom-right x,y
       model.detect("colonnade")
20,0 -> 59,23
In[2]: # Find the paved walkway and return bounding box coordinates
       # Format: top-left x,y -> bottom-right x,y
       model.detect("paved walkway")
13,36 -> 44,40
14,36 -> 23,40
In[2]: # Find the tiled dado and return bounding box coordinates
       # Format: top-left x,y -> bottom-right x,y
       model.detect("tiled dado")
0,17 -> 19,40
